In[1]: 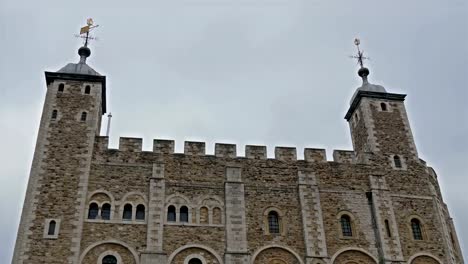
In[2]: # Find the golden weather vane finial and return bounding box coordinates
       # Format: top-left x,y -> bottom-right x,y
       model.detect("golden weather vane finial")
76,18 -> 99,47
350,38 -> 369,68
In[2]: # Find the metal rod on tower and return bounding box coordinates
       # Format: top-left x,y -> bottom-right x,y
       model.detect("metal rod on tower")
106,113 -> 112,137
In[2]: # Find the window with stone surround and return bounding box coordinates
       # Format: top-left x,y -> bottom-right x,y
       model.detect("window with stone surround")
167,205 -> 176,222
263,207 -> 284,235
200,206 -> 208,224
180,206 -> 189,222
43,218 -> 60,239
47,220 -> 56,235
88,203 -> 99,219
411,218 -> 423,240
51,110 -> 58,120
85,85 -> 91,94
393,155 -> 402,168
136,204 -> 145,220
213,207 -> 222,224
122,204 -> 132,220
268,211 -> 280,234
58,83 -> 64,92
101,203 -> 111,220
102,255 -> 117,264
340,215 -> 353,237
80,111 -> 87,122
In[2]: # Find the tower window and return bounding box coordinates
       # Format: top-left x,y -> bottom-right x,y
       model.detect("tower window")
340,215 -> 353,237
393,155 -> 402,168
180,206 -> 189,222
58,83 -> 64,92
102,255 -> 117,264
385,219 -> 392,237
411,218 -> 423,240
122,204 -> 132,220
268,211 -> 280,234
101,203 -> 111,220
47,220 -> 56,235
51,110 -> 58,120
136,204 -> 145,220
88,203 -> 99,219
381,102 -> 388,111
167,205 -> 176,222
188,258 -> 203,264
84,85 -> 91,94
80,112 -> 87,122
200,206 -> 209,224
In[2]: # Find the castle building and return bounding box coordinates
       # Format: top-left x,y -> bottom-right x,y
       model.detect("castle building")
12,31 -> 464,264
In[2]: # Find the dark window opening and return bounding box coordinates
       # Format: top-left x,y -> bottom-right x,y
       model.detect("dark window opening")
58,83 -> 64,92
180,206 -> 189,222
102,255 -> 117,264
88,203 -> 99,219
411,218 -> 423,240
385,219 -> 392,237
136,204 -> 145,220
188,258 -> 203,264
101,203 -> 111,220
85,85 -> 91,94
167,205 -> 176,222
122,204 -> 132,220
268,211 -> 280,234
394,155 -> 402,168
51,110 -> 58,120
47,220 -> 56,235
381,102 -> 387,111
80,112 -> 87,121
341,215 -> 353,237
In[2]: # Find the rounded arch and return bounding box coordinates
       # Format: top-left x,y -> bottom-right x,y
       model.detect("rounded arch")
184,253 -> 208,264
197,195 -> 224,208
330,247 -> 378,264
79,240 -> 139,264
166,193 -> 190,204
88,190 -> 116,205
251,245 -> 304,264
97,250 -> 123,264
263,206 -> 285,217
167,244 -> 223,264
407,253 -> 443,264
121,191 -> 148,204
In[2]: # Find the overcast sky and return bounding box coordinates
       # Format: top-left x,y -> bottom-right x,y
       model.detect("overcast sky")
1,0 -> 467,262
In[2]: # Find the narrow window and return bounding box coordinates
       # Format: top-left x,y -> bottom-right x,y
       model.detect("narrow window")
268,211 -> 280,234
102,255 -> 117,264
47,220 -> 56,235
213,207 -> 222,224
167,205 -> 176,222
80,112 -> 87,122
411,218 -> 423,240
341,215 -> 353,237
385,219 -> 392,237
200,207 -> 209,224
88,203 -> 99,219
180,206 -> 189,222
394,155 -> 402,168
136,204 -> 145,220
84,85 -> 91,94
188,259 -> 203,264
51,110 -> 58,120
122,204 -> 132,220
58,83 -> 64,92
101,203 -> 111,220
381,102 -> 387,111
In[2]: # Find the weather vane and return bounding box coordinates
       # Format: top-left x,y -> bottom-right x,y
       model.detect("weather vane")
75,18 -> 99,47
350,38 -> 369,68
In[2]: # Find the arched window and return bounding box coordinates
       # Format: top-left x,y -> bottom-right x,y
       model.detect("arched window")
88,203 -> 99,219
167,205 -> 176,222
51,110 -> 58,120
122,204 -> 132,220
101,203 -> 111,220
80,112 -> 87,122
393,155 -> 402,168
85,85 -> 91,94
411,218 -> 423,240
180,206 -> 189,222
47,220 -> 56,235
58,83 -> 64,92
213,207 -> 222,224
381,102 -> 387,111
136,204 -> 145,220
385,219 -> 392,237
340,215 -> 353,237
268,211 -> 280,234
200,206 -> 209,224
102,255 -> 117,264
188,258 -> 203,264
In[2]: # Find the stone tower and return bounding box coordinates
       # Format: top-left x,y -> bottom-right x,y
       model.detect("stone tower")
13,44 -> 106,263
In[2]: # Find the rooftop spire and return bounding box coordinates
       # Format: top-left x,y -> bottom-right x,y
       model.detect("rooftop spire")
76,18 -> 99,64
351,38 -> 370,84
